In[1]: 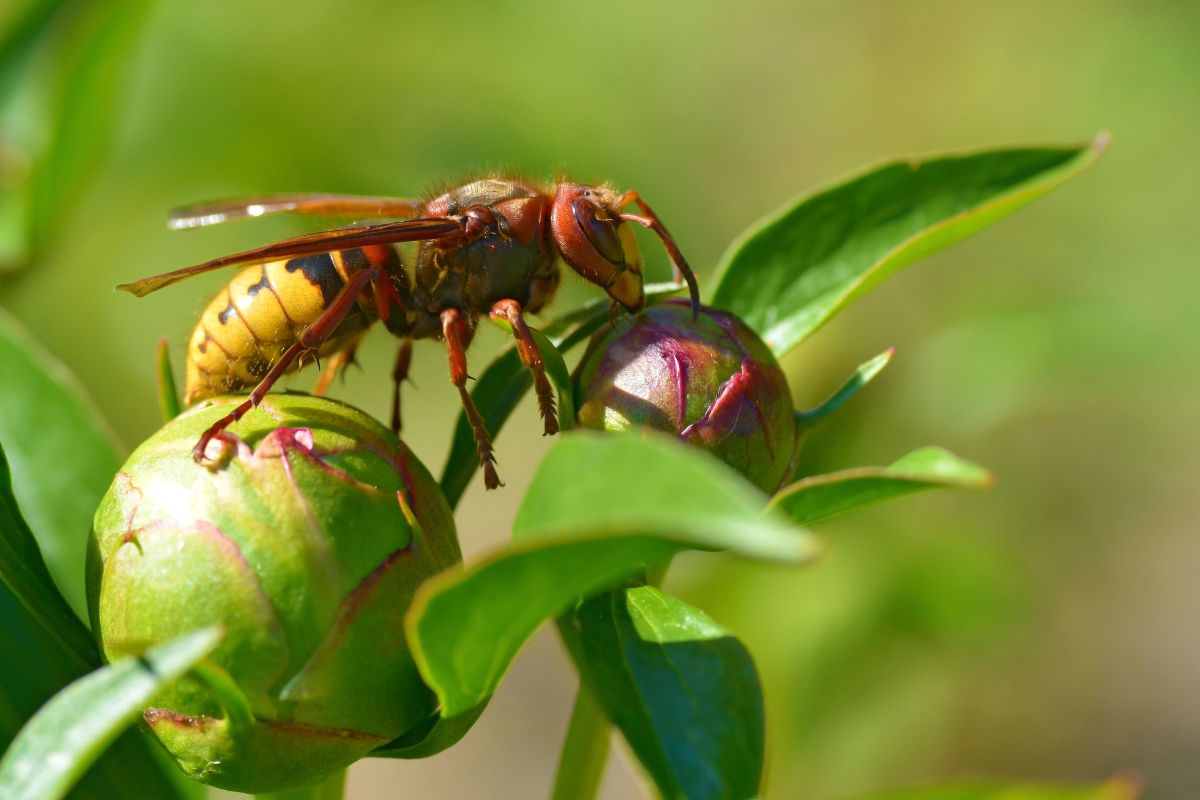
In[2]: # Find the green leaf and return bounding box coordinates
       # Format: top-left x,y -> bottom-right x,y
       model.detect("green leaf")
770,447 -> 993,526
560,584 -> 764,800
514,431 -> 815,560
0,626 -> 222,800
710,136 -> 1108,356
408,432 -> 812,724
0,307 -> 122,618
796,347 -> 894,430
0,578 -> 196,800
439,282 -> 684,509
408,536 -> 679,719
0,443 -> 96,668
0,315 -> 190,800
155,336 -> 181,422
370,703 -> 487,760
847,775 -> 1140,800
487,316 -> 575,432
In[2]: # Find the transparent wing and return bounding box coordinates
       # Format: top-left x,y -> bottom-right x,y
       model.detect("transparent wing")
168,193 -> 423,230
119,217 -> 463,297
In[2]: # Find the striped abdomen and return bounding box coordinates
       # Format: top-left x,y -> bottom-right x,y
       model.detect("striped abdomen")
184,248 -> 391,404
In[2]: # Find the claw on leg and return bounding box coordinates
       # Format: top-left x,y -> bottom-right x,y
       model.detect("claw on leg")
193,340 -> 308,461
390,339 -> 413,434
312,336 -> 363,397
454,382 -> 501,490
194,267 -> 379,463
490,298 -> 559,436
441,308 -> 501,489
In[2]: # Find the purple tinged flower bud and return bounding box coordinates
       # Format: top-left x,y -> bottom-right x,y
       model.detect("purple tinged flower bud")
87,394 -> 459,793
574,299 -> 798,492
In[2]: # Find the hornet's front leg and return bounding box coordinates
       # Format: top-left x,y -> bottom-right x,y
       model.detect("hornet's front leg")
617,189 -> 701,318
490,299 -> 559,436
441,308 -> 501,490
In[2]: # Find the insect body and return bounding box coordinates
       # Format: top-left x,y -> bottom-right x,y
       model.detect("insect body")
185,247 -> 397,405
120,177 -> 700,490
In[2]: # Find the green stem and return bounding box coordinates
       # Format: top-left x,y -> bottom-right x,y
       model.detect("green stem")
551,560 -> 673,800
255,769 -> 346,800
551,683 -> 611,800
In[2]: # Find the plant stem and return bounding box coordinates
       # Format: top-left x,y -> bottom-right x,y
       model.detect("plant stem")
551,562 -> 673,799
256,769 -> 346,800
551,683 -> 610,800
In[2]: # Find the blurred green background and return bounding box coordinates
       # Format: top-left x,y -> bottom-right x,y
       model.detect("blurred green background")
1,1 -> 1196,797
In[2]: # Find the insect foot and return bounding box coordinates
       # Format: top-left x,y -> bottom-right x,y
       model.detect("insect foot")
574,298 -> 798,493
87,394 -> 460,794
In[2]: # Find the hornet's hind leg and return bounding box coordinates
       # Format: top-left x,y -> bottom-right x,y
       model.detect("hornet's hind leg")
490,298 -> 558,436
441,307 -> 501,490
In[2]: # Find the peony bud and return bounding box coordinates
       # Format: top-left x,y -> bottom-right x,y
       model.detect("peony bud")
87,394 -> 459,793
574,299 -> 797,492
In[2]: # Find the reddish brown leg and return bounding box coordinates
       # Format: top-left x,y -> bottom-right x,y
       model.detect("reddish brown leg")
441,308 -> 501,489
490,299 -> 559,436
617,190 -> 701,318
193,268 -> 378,461
390,339 -> 413,434
372,266 -> 406,325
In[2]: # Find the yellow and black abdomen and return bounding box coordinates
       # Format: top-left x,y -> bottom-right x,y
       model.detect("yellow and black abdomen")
184,250 -> 376,405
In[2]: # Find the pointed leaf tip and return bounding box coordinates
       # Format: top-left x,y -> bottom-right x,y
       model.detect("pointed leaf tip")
771,446 -> 992,526
712,140 -> 1106,357
797,348 -> 895,428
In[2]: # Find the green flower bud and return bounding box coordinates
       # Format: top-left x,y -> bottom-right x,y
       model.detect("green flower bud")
87,394 -> 459,793
574,299 -> 797,492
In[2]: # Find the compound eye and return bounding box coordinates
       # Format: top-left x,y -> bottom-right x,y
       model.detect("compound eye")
571,199 -> 625,264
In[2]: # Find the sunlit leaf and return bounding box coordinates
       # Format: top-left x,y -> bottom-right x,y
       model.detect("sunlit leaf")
0,307 -> 122,618
0,626 -> 222,800
560,584 -> 764,800
514,432 -> 814,561
770,447 -> 992,526
847,775 -> 1140,800
711,137 -> 1108,357
0,578 -> 197,800
408,432 -> 812,727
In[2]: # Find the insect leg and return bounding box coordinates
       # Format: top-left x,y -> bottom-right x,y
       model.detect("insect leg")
616,190 -> 701,318
489,299 -> 559,436
312,334 -> 363,397
193,267 -> 378,461
441,308 -> 501,490
390,339 -> 413,434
